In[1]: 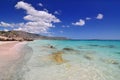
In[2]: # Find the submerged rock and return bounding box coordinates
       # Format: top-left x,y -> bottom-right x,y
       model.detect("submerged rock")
88,44 -> 117,48
78,46 -> 91,49
102,58 -> 119,65
62,47 -> 81,55
42,44 -> 56,49
51,51 -> 66,64
115,52 -> 120,54
84,53 -> 95,60
50,45 -> 55,49
118,65 -> 120,69
63,47 -> 75,51
100,45 -> 116,48
88,44 -> 100,47
47,44 -> 56,49
108,45 -> 116,48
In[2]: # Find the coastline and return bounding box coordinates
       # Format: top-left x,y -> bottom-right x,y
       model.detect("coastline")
0,41 -> 28,80
0,40 -> 120,80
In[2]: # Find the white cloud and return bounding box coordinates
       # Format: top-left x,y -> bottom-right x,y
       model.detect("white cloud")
0,21 -> 25,28
43,8 -> 48,12
0,1 -> 60,34
4,29 -> 9,32
96,13 -> 103,20
72,19 -> 85,26
38,3 -> 43,7
14,1 -> 60,33
60,30 -> 63,33
54,11 -> 60,15
62,25 -> 70,28
86,17 -> 91,20
0,22 -> 15,27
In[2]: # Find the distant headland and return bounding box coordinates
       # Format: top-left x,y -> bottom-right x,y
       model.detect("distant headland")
0,31 -> 68,41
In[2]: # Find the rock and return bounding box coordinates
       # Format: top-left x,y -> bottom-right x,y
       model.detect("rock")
115,52 -> 120,54
102,58 -> 119,65
88,44 -> 116,48
51,51 -> 65,64
78,46 -> 91,49
63,48 -> 74,51
50,46 -> 54,48
100,45 -> 116,48
88,44 -> 99,47
118,65 -> 120,69
49,45 -> 56,49
84,53 -> 94,60
108,45 -> 116,48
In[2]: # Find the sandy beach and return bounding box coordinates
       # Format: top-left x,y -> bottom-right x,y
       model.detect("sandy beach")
0,41 -> 27,80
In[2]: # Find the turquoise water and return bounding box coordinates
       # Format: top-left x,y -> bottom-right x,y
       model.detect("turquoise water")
22,40 -> 120,80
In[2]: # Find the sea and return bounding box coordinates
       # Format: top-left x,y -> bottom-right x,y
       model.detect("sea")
20,40 -> 120,80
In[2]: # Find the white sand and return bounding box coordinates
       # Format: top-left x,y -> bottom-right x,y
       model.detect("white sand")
0,41 -> 16,45
0,41 -> 27,80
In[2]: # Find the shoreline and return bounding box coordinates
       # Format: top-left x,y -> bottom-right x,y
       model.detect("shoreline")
0,41 -> 28,80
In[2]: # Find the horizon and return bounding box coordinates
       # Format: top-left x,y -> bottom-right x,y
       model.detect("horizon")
0,0 -> 120,39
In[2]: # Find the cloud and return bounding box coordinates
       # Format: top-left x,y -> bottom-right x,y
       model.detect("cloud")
62,25 -> 70,28
4,29 -> 9,32
38,3 -> 43,7
96,13 -> 103,20
0,1 -> 60,34
54,11 -> 60,15
43,8 -> 48,12
14,1 -> 61,33
60,30 -> 63,33
0,22 -> 15,27
0,21 -> 25,28
86,17 -> 91,20
72,19 -> 85,26
72,13 -> 104,26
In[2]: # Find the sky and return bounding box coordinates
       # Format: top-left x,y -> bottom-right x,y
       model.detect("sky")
0,0 -> 120,39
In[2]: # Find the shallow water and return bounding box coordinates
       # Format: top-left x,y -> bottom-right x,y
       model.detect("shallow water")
22,40 -> 120,80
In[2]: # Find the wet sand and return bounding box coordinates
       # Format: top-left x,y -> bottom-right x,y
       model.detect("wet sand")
0,41 -> 27,80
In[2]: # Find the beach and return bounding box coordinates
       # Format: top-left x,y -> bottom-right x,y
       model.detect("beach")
0,40 -> 120,80
0,41 -> 28,80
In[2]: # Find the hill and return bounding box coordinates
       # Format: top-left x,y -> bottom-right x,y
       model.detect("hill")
0,31 -> 68,41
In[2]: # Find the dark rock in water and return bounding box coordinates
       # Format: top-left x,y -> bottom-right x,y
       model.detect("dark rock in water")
63,48 -> 74,51
108,45 -> 116,48
88,44 -> 99,47
112,61 -> 119,65
50,45 -> 55,49
88,44 -> 117,48
115,52 -> 120,54
100,45 -> 116,48
43,44 -> 56,49
118,66 -> 120,69
78,46 -> 91,49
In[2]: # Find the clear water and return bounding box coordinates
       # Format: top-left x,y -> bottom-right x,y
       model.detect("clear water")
22,40 -> 120,80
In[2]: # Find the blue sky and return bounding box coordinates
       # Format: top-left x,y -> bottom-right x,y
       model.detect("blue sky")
0,0 -> 120,39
